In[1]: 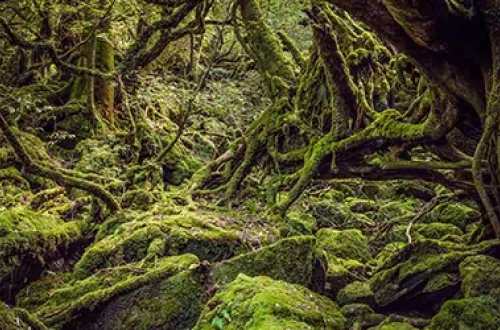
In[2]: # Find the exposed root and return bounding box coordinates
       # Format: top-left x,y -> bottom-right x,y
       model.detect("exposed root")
0,110 -> 121,213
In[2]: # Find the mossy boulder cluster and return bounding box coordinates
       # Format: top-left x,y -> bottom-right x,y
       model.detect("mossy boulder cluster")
1,179 -> 499,329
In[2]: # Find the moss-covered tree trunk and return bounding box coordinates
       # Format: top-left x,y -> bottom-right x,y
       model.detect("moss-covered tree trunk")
69,34 -> 115,132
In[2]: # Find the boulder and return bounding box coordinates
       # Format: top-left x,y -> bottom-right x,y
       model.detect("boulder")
369,239 -> 500,312
336,281 -> 375,307
193,274 -> 346,330
390,223 -> 463,243
23,254 -> 203,329
428,296 -> 500,330
0,207 -> 83,303
375,322 -> 418,330
422,202 -> 480,230
459,255 -> 500,298
340,303 -> 385,329
212,236 -> 315,287
0,302 -> 47,330
74,211 -> 243,278
316,229 -> 371,296
307,200 -> 374,229
285,212 -> 316,236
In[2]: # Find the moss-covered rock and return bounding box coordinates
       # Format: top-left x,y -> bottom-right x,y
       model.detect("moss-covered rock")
336,281 -> 374,307
285,212 -> 316,236
376,321 -> 418,330
74,138 -> 124,182
340,303 -> 385,329
346,197 -> 379,213
394,181 -> 435,201
378,199 -> 419,222
0,207 -> 83,303
422,202 -> 480,230
316,228 -> 371,262
316,228 -> 371,295
391,223 -> 464,242
212,236 -> 315,287
74,210 -> 242,278
459,255 -> 500,298
30,254 -> 202,329
428,296 -> 500,330
307,200 -> 374,229
193,274 -> 346,330
0,302 -> 47,330
369,239 -> 500,311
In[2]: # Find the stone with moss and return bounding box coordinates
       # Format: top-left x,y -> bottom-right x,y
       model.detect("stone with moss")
316,228 -> 371,296
0,207 -> 83,303
28,254 -> 202,329
336,280 -> 374,307
390,223 -> 464,242
371,242 -> 406,269
376,321 -> 418,330
0,302 -> 48,330
346,197 -> 379,213
74,210 -> 242,278
307,199 -> 374,229
74,138 -> 123,181
193,274 -> 346,330
316,228 -> 371,261
459,255 -> 500,298
340,303 -> 385,329
370,239 -> 500,311
428,296 -> 500,330
394,181 -> 435,201
121,189 -> 155,210
212,236 -> 315,287
285,212 -> 316,236
378,199 -> 419,222
422,202 -> 480,230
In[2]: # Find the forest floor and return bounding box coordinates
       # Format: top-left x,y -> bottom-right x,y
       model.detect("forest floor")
1,72 -> 500,330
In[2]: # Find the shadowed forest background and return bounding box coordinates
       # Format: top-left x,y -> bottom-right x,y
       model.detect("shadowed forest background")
1,0 -> 500,329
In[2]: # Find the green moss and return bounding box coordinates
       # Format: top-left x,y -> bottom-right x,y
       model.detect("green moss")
212,236 -> 315,287
307,197 -> 376,229
391,223 -> 464,242
459,255 -> 500,297
193,275 -> 346,330
370,239 -> 500,308
0,207 -> 83,299
422,202 -> 481,230
346,197 -> 379,213
336,281 -> 374,306
428,296 -> 500,330
16,272 -> 70,312
159,142 -> 202,186
369,240 -> 472,307
285,212 -> 316,235
33,254 -> 200,328
372,242 -> 406,269
0,302 -> 48,330
74,138 -> 123,180
316,228 -> 371,295
74,210 -> 242,278
423,272 -> 460,294
316,228 -> 371,262
121,189 -> 155,210
376,322 -> 418,330
378,199 -> 419,221
340,303 -> 385,329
